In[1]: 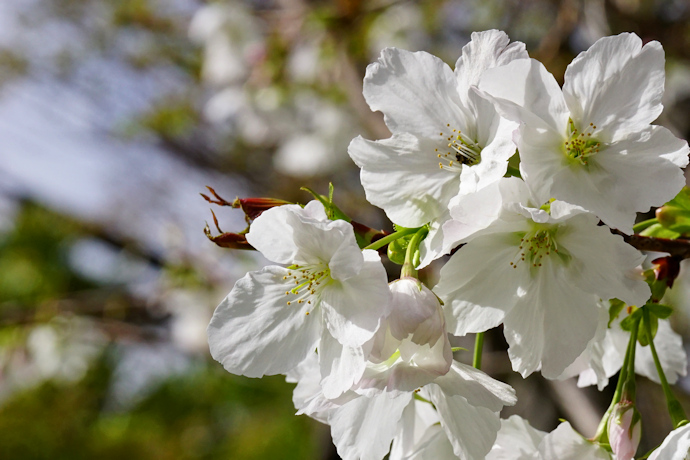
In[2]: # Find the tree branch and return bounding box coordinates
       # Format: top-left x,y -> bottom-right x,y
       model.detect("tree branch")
613,229 -> 690,259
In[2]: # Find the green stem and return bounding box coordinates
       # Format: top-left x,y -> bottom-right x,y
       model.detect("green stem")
401,227 -> 429,278
363,227 -> 419,252
505,165 -> 521,178
473,332 -> 485,370
593,316 -> 640,442
643,307 -> 688,427
632,218 -> 658,234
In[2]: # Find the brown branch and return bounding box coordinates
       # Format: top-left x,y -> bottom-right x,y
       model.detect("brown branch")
613,229 -> 690,259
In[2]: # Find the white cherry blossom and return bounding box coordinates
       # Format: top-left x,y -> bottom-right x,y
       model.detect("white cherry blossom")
208,201 -> 390,379
477,32 -> 689,233
354,278 -> 453,395
348,30 -> 527,234
329,278 -> 516,460
288,277 -> 516,460
435,177 -> 650,378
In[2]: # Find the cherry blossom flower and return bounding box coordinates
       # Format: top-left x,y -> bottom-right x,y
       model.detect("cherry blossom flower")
288,277 -> 516,460
208,201 -> 390,379
477,32 -> 689,233
330,280 -> 516,460
348,30 -> 527,233
435,177 -> 650,378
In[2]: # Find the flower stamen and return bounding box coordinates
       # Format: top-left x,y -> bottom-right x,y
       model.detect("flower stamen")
564,119 -> 601,165
437,124 -> 482,172
283,263 -> 331,312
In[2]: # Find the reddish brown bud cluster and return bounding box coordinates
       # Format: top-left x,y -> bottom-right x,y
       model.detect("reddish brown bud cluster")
201,186 -> 290,250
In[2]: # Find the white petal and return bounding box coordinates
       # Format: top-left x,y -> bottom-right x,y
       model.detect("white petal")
457,113 -> 516,196
503,258 -> 601,378
426,383 -> 502,460
290,217 -> 363,280
446,176 -> 530,244
455,30 -> 528,93
433,362 -> 516,411
579,126 -> 689,232
329,392 -> 414,460
486,415 -> 546,460
576,328 -> 621,389
321,249 -> 390,347
363,48 -> 469,139
558,302 -> 610,390
208,266 -> 321,377
390,400 -> 440,459
435,232 -> 530,336
399,425 -> 457,460
563,33 -> 665,139
302,200 -> 329,220
286,351 -> 343,423
348,133 -> 460,227
557,213 -> 649,305
648,424 -> 690,460
515,122 -> 579,205
245,204 -> 305,263
418,215 -> 449,269
477,58 -> 569,134
538,422 -> 611,459
319,329 -> 368,399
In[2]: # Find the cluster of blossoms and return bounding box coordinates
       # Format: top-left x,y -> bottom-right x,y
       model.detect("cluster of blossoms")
206,30 -> 690,459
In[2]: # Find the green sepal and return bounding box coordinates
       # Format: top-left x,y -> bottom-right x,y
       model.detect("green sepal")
620,308 -> 643,332
386,228 -> 418,265
621,304 -> 671,347
621,305 -> 662,346
301,183 -> 351,222
608,298 -> 626,327
645,303 -> 673,319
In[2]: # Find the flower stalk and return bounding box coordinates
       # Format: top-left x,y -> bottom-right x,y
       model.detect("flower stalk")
593,314 -> 640,444
642,307 -> 688,428
400,227 -> 429,278
364,227 -> 420,252
473,332 -> 485,370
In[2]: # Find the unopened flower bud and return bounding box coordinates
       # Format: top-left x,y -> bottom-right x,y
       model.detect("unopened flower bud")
232,197 -> 291,221
201,186 -> 290,222
608,401 -> 641,460
651,256 -> 681,289
656,205 -> 690,234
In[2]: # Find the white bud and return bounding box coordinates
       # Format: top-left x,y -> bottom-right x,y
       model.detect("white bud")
608,401 -> 642,460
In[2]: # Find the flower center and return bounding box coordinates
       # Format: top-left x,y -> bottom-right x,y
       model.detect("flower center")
509,225 -> 570,271
436,123 -> 482,172
564,119 -> 601,165
282,263 -> 331,314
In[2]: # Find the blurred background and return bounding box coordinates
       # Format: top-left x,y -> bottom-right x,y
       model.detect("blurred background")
3,0 -> 690,458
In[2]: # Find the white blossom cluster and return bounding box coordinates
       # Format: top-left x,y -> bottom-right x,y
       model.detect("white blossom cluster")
207,30 -> 690,459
